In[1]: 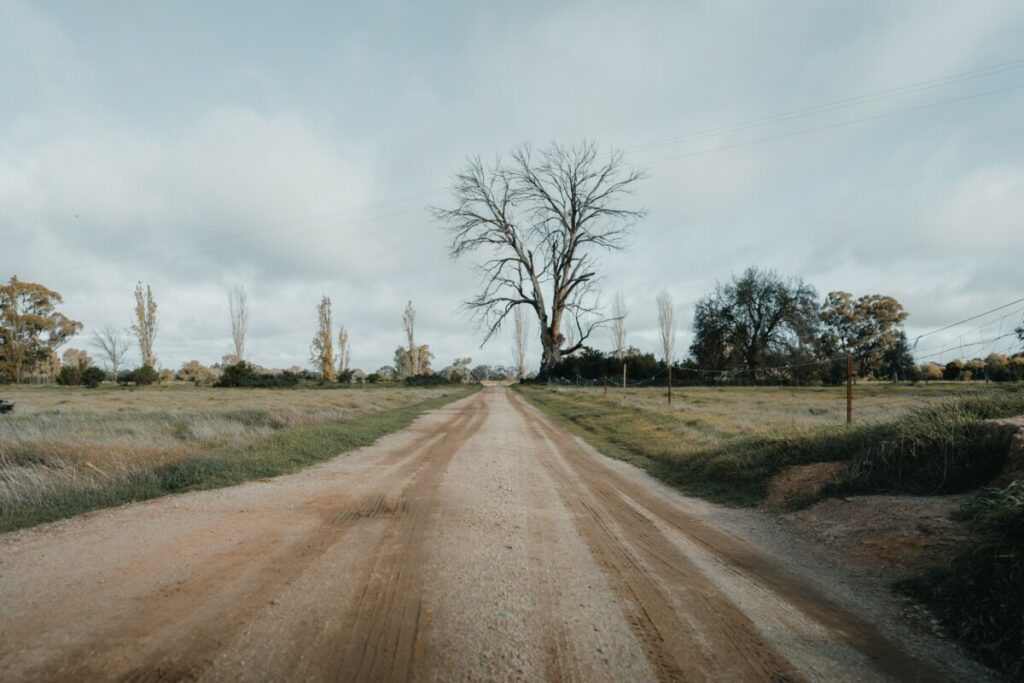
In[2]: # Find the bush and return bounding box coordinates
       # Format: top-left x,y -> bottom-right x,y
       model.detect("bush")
81,366 -> 106,388
57,365 -> 82,386
404,373 -> 452,386
821,390 -> 1024,496
178,360 -> 219,384
122,365 -> 159,386
898,480 -> 1024,677
215,362 -> 299,388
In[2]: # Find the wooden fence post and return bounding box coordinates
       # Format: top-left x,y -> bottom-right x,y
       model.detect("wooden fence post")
846,354 -> 853,424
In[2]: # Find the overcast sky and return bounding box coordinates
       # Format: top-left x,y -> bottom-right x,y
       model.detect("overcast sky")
2,1 -> 1022,373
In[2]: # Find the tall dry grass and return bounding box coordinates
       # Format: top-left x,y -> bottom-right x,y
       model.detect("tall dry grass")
0,384 -> 467,530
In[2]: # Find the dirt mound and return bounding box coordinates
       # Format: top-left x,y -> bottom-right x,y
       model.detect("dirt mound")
762,461 -> 846,511
783,495 -> 968,575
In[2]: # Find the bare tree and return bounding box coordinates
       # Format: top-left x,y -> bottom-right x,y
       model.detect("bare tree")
131,282 -> 158,368
337,325 -> 350,374
435,141 -> 645,377
228,285 -> 248,363
310,295 -> 335,381
92,325 -> 130,379
511,306 -> 529,381
610,292 -> 627,359
656,290 -> 675,403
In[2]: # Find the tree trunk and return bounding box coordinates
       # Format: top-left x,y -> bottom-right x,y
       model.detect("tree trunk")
539,325 -> 562,377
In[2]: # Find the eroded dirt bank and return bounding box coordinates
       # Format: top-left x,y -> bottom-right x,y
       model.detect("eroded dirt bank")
0,388 -> 994,681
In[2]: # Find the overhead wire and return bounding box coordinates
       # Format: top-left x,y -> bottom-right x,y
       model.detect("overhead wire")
24,57 -> 1024,282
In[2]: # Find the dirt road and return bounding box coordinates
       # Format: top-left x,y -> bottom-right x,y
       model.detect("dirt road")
0,388 -> 992,681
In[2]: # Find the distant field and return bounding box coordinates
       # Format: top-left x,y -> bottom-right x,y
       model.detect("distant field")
518,382 -> 1024,505
0,383 -> 476,531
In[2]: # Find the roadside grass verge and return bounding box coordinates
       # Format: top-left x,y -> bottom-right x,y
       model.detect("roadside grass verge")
0,386 -> 476,532
517,385 -> 1024,507
897,481 -> 1024,679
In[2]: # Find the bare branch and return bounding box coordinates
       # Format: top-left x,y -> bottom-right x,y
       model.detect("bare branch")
435,140 -> 645,373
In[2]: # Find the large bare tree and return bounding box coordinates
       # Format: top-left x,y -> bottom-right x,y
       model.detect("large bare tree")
228,285 -> 248,363
656,290 -> 675,403
511,306 -> 529,381
131,282 -> 158,368
92,325 -> 130,379
435,141 -> 645,376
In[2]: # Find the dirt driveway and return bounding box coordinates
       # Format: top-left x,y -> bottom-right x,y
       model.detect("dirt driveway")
0,388 -> 993,681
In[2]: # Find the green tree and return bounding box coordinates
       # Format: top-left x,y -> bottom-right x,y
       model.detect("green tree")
879,332 -> 915,381
0,276 -> 82,383
820,292 -> 908,378
943,360 -> 965,381
690,267 -> 819,373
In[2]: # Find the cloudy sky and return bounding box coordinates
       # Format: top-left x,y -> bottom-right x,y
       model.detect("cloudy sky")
2,1 -> 1023,373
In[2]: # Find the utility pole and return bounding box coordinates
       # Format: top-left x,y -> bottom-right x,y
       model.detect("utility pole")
622,363 -> 627,402
846,354 -> 853,424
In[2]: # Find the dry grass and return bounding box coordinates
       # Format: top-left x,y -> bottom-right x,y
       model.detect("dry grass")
0,383 -> 471,530
519,382 -> 1024,505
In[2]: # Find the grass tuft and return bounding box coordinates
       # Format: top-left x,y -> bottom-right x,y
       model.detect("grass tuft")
897,480 -> 1024,679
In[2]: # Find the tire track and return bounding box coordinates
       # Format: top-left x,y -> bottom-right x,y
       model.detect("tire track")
510,390 -> 953,682
510,393 -> 801,682
14,399 -> 483,683
317,398 -> 488,683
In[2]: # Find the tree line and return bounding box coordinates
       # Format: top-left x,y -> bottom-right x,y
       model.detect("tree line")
4,142 -> 1022,386
0,276 -> 516,387
434,140 -> 1022,384
543,266 -> 1024,385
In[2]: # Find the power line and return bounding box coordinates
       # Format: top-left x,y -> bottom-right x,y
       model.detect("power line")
909,302 -> 1024,355
913,331 -> 1021,362
624,57 -> 1024,155
642,82 -> 1024,168
20,59 -> 1024,282
909,296 -> 1024,344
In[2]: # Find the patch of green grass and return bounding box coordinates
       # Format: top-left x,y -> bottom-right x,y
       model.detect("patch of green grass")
517,385 -> 1024,507
0,387 -> 476,532
897,481 -> 1024,679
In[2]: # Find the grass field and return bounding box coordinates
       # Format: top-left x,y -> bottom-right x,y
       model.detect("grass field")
518,382 -> 1024,506
0,383 -> 477,532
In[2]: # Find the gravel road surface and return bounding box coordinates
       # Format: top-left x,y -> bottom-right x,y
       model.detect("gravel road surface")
0,388 -> 993,681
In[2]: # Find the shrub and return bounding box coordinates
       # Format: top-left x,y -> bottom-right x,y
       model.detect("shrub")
81,366 -> 106,388
215,362 -> 299,388
366,373 -> 381,384
122,365 -> 159,386
822,390 -> 1024,496
57,365 -> 82,386
898,480 -> 1024,677
404,373 -> 452,386
178,360 -> 219,384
